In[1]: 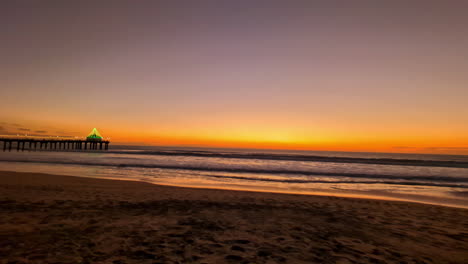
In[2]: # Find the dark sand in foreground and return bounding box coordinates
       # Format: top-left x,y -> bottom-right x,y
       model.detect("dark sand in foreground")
0,171 -> 467,264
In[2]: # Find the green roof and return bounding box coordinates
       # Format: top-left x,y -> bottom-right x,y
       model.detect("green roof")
87,128 -> 103,139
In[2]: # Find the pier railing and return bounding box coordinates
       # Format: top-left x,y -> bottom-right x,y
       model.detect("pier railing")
0,137 -> 110,152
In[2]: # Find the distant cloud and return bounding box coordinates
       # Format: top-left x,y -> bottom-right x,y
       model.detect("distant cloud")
0,125 -> 14,135
18,128 -> 31,131
56,130 -> 80,136
34,130 -> 48,133
0,123 -> 22,128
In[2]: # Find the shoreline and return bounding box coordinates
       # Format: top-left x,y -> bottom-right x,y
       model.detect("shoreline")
1,167 -> 467,210
1,171 -> 467,263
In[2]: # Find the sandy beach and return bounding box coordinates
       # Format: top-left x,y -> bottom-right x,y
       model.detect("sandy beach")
0,171 -> 467,264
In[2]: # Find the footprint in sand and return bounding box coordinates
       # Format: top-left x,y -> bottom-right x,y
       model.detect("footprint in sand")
231,245 -> 245,252
225,254 -> 244,261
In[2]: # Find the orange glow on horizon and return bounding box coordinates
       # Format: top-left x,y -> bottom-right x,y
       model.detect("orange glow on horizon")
109,130 -> 468,155
1,114 -> 467,155
1,115 -> 467,155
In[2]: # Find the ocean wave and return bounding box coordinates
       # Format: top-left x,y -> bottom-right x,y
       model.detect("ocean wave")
195,173 -> 468,188
107,150 -> 468,168
1,158 -> 467,184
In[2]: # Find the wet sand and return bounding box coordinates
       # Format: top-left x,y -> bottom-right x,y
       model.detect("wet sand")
0,171 -> 467,264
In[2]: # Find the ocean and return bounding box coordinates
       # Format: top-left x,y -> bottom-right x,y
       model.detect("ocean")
1,145 -> 467,208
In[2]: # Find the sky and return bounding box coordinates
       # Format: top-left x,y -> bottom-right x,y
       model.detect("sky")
1,1 -> 468,154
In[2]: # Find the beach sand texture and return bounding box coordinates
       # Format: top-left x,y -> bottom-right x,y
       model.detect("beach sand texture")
0,171 -> 467,264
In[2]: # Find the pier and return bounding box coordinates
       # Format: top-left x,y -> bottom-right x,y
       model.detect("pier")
0,138 -> 109,152
0,128 -> 110,152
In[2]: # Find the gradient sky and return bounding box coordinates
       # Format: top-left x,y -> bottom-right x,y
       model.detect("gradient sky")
1,1 -> 468,154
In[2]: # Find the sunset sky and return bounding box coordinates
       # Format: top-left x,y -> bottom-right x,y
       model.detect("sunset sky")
1,1 -> 467,154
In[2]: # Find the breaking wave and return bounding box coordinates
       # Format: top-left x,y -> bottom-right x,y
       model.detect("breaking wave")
1,158 -> 467,188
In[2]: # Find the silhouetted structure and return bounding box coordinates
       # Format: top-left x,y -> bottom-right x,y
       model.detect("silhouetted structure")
0,128 -> 110,152
87,128 -> 104,141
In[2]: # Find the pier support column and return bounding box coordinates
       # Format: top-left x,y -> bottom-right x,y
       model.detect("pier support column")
105,142 -> 109,150
8,142 -> 12,152
2,141 -> 6,152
